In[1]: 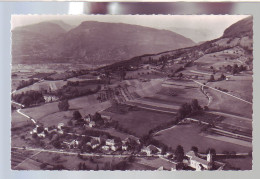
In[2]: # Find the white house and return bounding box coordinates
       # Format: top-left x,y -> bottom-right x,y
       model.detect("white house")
84,115 -> 91,122
186,151 -> 213,171
102,145 -> 110,151
106,139 -> 115,146
90,139 -> 100,149
57,123 -> 64,130
122,144 -> 128,151
141,145 -> 162,156
111,144 -> 120,151
89,121 -> 96,128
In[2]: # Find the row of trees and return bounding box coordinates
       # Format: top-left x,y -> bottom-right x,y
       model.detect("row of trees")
224,64 -> 247,74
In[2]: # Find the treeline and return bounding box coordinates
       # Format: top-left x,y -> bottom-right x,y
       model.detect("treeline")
223,64 -> 247,74
66,79 -> 104,86
44,69 -> 89,81
56,84 -> 101,100
16,78 -> 39,90
12,90 -> 45,107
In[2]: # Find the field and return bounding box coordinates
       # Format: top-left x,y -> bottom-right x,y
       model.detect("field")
31,151 -> 124,170
154,123 -> 251,154
17,94 -> 111,127
206,87 -> 252,118
11,110 -> 31,128
11,149 -> 41,170
207,73 -> 253,103
195,51 -> 241,70
221,156 -> 252,170
102,108 -> 176,137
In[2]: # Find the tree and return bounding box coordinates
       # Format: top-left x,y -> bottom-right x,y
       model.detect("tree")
191,146 -> 199,155
96,164 -> 99,171
73,110 -> 82,120
218,73 -> 226,81
36,126 -> 44,133
208,75 -> 215,82
232,64 -> 239,74
191,99 -> 201,112
175,145 -> 184,162
78,162 -> 82,170
58,99 -> 69,111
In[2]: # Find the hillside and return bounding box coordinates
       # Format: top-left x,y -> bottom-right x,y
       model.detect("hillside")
103,16 -> 253,71
12,21 -> 195,64
223,16 -> 253,38
12,21 -> 71,63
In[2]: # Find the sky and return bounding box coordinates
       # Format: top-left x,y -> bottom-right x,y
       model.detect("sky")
11,15 -> 249,43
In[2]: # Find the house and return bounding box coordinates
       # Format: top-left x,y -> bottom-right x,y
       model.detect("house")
106,139 -> 115,146
141,145 -> 162,156
37,132 -> 46,138
186,151 -> 213,171
122,144 -> 128,151
43,95 -> 58,103
226,76 -> 231,81
101,115 -> 111,122
64,140 -> 79,149
89,121 -> 96,128
84,114 -> 91,122
57,123 -> 64,130
122,137 -> 130,145
102,145 -> 110,151
70,140 -> 79,148
90,139 -> 100,149
111,144 -> 120,151
91,136 -> 101,143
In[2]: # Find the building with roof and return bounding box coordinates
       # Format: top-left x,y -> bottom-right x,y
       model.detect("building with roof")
89,121 -> 96,128
186,151 -> 213,171
106,139 -> 115,146
141,145 -> 162,156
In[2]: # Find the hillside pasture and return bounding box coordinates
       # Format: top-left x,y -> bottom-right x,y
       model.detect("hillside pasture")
195,50 -> 241,70
154,123 -> 251,154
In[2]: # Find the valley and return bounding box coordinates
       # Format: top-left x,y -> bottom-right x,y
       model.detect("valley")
11,16 -> 253,171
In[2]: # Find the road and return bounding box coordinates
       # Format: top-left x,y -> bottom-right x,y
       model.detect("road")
11,146 -> 163,158
12,101 -> 37,124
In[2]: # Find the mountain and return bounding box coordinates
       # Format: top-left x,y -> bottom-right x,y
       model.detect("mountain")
12,21 -> 72,63
170,27 -> 215,43
12,21 -> 195,64
48,20 -> 74,31
103,16 -> 253,71
223,16 -> 253,38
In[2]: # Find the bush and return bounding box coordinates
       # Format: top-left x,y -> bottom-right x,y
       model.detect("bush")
58,99 -> 69,111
